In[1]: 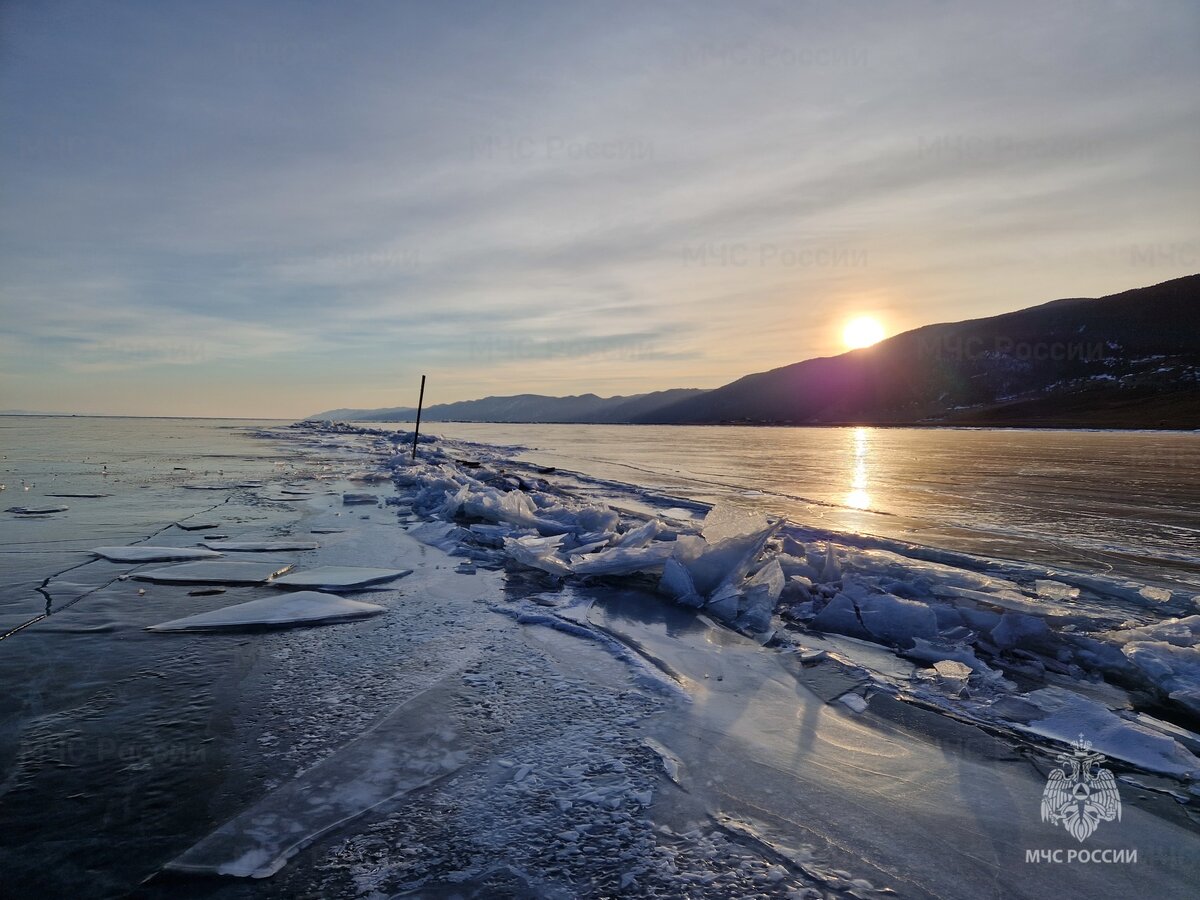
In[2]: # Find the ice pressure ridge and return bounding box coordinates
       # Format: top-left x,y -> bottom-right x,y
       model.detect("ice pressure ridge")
296,421 -> 1200,783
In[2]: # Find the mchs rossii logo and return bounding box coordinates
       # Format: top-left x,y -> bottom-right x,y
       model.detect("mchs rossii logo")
1040,734 -> 1122,842
1024,733 -> 1137,866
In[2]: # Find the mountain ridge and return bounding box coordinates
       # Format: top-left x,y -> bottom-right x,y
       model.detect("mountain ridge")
310,388 -> 708,424
312,274 -> 1200,429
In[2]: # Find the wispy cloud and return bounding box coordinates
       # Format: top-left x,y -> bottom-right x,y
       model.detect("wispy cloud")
1,0 -> 1197,416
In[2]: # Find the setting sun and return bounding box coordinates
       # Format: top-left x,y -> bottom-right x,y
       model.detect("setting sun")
842,316 -> 885,350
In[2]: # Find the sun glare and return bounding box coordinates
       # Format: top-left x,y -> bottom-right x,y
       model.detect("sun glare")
842,316 -> 885,350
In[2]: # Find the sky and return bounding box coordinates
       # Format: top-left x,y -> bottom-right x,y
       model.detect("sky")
1,0 -> 1198,418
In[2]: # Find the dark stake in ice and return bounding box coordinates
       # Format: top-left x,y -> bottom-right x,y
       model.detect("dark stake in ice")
411,373 -> 426,462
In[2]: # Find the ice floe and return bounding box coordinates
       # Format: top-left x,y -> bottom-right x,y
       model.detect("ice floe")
202,540 -> 319,552
1105,616 -> 1200,717
163,674 -> 473,878
92,546 -> 223,563
270,566 -> 412,590
175,521 -> 220,531
7,505 -> 68,515
146,590 -> 385,632
1016,686 -> 1200,778
132,560 -> 294,585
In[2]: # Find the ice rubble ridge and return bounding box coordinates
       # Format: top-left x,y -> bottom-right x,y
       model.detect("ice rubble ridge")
294,422 -> 1200,740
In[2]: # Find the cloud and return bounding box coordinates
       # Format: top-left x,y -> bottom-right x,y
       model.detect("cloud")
1,0 -> 1197,415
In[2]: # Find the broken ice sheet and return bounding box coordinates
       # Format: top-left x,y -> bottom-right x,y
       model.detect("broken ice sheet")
1103,616 -> 1200,717
569,542 -> 675,576
699,502 -> 773,544
202,540 -> 319,552
163,674 -> 475,878
270,566 -> 412,590
504,534 -> 572,576
1018,686 -> 1200,778
92,546 -> 223,563
132,560 -> 294,585
146,591 -> 384,632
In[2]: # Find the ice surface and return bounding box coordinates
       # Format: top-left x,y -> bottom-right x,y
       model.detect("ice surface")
679,524 -> 779,597
175,521 -> 220,531
408,520 -> 472,551
164,675 -> 474,878
641,738 -> 684,784
705,582 -> 741,623
7,505 -> 68,515
811,593 -> 867,640
1036,579 -> 1080,601
700,503 -> 771,544
185,419 -> 1200,899
614,519 -> 663,549
569,542 -> 675,576
132,560 -> 294,585
736,559 -> 786,633
342,492 -> 378,505
202,540 -> 320,552
504,534 -> 572,576
855,593 -> 939,648
147,591 -> 385,632
658,557 -> 703,607
835,691 -> 868,713
932,659 -> 973,680
271,566 -> 412,590
91,546 -> 224,563
989,612 -> 1053,651
1105,617 -> 1200,717
1020,686 -> 1200,778
282,423 -> 1200,790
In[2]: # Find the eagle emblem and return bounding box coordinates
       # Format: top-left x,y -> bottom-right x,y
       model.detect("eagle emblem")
1040,734 -> 1122,842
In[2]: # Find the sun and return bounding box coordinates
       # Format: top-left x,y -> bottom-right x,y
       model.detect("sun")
842,316 -> 885,350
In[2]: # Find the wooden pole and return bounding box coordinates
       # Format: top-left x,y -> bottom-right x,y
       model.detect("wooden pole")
411,374 -> 426,462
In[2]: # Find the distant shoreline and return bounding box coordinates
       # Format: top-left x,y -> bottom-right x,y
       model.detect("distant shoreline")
2,412 -> 1197,432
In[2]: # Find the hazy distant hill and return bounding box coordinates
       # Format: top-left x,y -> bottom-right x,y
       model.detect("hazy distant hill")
310,389 -> 708,424
314,275 -> 1200,429
639,274 -> 1200,428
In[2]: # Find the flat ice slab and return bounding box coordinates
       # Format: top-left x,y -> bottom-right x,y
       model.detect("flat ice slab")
162,674 -> 472,878
132,560 -> 294,585
202,540 -> 320,552
271,566 -> 412,590
146,590 -> 384,632
175,521 -> 220,531
92,546 -> 224,563
7,505 -> 68,515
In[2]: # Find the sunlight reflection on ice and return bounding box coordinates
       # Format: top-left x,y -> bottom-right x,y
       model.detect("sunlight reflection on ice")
845,426 -> 872,509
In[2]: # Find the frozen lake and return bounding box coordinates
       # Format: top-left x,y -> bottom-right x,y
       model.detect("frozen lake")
1,416 -> 1197,898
